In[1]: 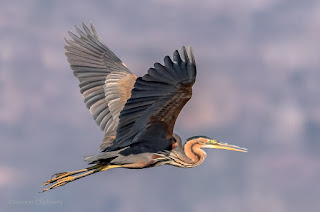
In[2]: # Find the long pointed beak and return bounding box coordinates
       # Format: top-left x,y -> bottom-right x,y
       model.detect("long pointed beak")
207,140 -> 247,152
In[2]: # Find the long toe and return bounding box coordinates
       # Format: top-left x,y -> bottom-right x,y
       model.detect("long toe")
41,172 -> 70,187
41,177 -> 74,192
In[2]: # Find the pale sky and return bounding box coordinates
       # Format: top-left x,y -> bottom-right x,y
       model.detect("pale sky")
1,0 -> 320,211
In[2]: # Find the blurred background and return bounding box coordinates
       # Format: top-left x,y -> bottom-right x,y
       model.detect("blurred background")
1,0 -> 320,211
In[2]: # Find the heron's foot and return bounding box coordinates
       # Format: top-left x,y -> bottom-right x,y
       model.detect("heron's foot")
42,172 -> 68,187
40,165 -> 101,193
40,164 -> 122,193
41,175 -> 77,193
41,170 -> 83,188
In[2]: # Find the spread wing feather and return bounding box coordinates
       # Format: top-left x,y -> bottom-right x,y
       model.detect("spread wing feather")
105,46 -> 197,152
65,22 -> 136,150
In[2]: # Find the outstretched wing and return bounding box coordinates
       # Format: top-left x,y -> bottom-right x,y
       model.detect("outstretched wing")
105,46 -> 197,152
65,22 -> 136,150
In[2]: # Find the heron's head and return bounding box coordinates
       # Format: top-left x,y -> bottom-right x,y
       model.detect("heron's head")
187,136 -> 247,152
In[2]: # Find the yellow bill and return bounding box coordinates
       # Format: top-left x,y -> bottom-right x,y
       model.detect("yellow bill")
206,140 -> 247,152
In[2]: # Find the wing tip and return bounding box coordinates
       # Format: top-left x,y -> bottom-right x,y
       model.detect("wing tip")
173,46 -> 196,65
181,45 -> 195,65
187,46 -> 196,65
67,21 -> 100,42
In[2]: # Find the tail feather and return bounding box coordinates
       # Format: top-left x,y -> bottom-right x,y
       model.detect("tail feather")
84,151 -> 119,164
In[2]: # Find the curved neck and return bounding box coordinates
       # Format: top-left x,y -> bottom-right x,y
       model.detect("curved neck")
183,139 -> 207,167
169,139 -> 206,168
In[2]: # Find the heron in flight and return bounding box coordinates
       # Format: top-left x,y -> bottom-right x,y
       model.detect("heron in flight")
41,22 -> 247,192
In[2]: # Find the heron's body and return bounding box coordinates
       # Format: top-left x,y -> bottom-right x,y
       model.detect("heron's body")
41,23 -> 246,192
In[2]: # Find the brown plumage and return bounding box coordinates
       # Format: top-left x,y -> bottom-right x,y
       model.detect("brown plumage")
41,22 -> 247,192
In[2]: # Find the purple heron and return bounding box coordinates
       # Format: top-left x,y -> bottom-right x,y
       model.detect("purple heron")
41,22 -> 247,192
